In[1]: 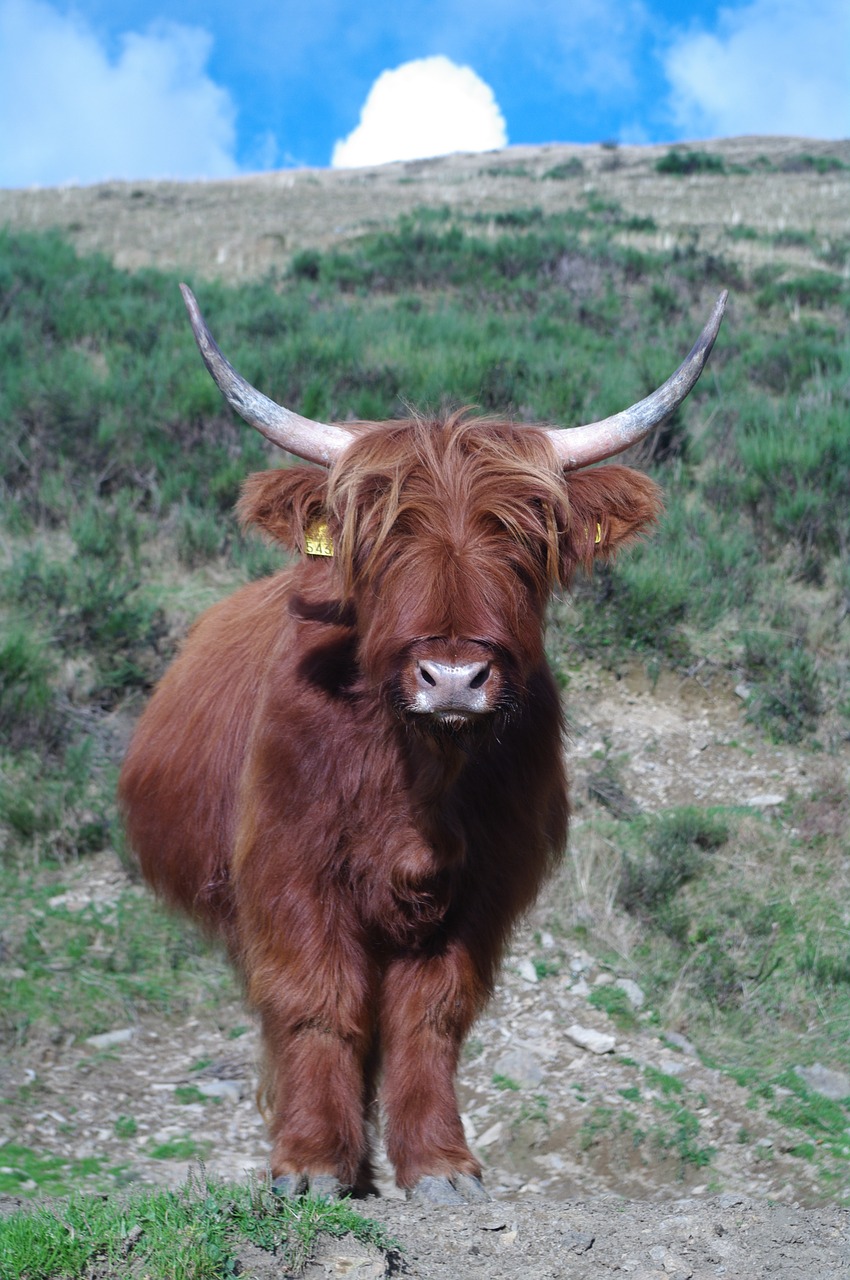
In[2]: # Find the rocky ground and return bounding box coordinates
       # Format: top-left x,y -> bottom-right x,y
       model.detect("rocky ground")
318,1193 -> 849,1280
3,665 -> 848,1276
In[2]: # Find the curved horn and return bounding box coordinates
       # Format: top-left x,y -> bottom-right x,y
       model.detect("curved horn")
180,284 -> 354,467
547,291 -> 727,469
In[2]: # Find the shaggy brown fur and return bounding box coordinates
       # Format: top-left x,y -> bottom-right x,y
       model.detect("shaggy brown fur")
119,410 -> 661,1193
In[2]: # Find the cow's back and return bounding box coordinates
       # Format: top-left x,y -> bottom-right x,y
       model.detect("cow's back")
118,570 -> 296,935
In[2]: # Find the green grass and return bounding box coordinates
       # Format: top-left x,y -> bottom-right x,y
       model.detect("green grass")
0,1169 -> 401,1280
547,789 -> 850,1192
174,1084 -> 217,1106
651,1100 -> 715,1171
148,1135 -> 212,1162
0,1145 -> 109,1198
0,862 -> 236,1049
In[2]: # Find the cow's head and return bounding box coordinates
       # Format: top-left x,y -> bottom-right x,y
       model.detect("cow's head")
182,286 -> 725,730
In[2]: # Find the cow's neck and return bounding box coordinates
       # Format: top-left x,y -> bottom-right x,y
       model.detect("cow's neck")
398,724 -> 477,860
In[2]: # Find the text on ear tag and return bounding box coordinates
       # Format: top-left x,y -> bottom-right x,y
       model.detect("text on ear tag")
305,521 -> 334,557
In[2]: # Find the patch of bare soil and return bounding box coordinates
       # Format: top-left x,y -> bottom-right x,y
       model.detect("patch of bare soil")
1,137 -> 847,286
345,1194 -> 849,1280
568,663 -> 812,812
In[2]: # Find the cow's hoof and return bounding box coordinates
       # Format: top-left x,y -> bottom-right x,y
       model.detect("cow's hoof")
272,1173 -> 308,1198
410,1174 -> 490,1205
272,1172 -> 348,1200
453,1173 -> 490,1202
308,1174 -> 345,1200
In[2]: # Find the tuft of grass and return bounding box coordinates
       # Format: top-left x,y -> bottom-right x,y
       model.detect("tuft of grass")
492,1073 -> 521,1091
643,1065 -> 685,1097
0,1169 -> 401,1280
651,1100 -> 714,1172
579,1105 -> 614,1151
174,1083 -> 215,1105
113,1115 -> 138,1139
588,984 -> 638,1029
756,271 -> 848,312
148,1135 -> 212,1161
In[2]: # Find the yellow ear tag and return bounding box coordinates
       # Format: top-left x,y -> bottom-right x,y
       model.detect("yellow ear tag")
305,520 -> 334,557
595,521 -> 603,545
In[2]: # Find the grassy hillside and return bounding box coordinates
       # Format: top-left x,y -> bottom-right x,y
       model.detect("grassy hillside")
1,140 -> 849,1205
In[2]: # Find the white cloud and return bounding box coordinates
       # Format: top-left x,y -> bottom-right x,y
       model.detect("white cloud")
0,0 -> 240,186
664,0 -> 850,139
331,55 -> 507,168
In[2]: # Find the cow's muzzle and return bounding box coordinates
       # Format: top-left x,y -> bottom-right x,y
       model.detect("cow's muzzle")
411,658 -> 493,719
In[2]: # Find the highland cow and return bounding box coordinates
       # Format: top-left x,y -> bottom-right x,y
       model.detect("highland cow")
119,287 -> 725,1203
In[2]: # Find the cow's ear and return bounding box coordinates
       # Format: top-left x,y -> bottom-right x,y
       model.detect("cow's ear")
558,465 -> 663,585
237,467 -> 330,554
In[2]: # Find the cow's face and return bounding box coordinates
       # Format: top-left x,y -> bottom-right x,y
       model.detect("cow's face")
240,413 -> 662,732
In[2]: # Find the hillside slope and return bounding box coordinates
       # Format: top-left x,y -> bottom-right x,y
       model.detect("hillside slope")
1,136 -> 849,1275
2,136 -> 848,283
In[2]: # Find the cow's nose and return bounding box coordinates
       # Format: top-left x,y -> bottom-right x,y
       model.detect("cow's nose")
415,659 -> 491,712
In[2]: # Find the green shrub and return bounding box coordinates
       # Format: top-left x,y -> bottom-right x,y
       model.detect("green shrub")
780,153 -> 848,174
656,150 -> 725,176
618,809 -> 729,923
175,502 -> 226,567
543,159 -> 585,179
742,631 -> 821,742
0,626 -> 55,748
288,247 -> 321,280
756,272 -> 847,311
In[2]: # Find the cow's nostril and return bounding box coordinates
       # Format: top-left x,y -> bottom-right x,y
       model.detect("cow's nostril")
419,665 -> 437,687
469,663 -> 490,690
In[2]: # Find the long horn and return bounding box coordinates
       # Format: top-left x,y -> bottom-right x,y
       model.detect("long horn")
547,291 -> 727,469
180,284 -> 354,467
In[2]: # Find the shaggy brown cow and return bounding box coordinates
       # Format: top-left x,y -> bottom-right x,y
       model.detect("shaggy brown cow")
119,288 -> 726,1204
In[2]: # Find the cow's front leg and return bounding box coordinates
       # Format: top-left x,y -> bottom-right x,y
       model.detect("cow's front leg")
243,903 -> 378,1194
379,942 -> 491,1202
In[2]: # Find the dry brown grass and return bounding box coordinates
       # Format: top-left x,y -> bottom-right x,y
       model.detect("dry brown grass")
1,136 -> 847,286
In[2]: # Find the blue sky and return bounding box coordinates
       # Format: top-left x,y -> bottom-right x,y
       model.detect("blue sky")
1,0 -> 847,186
